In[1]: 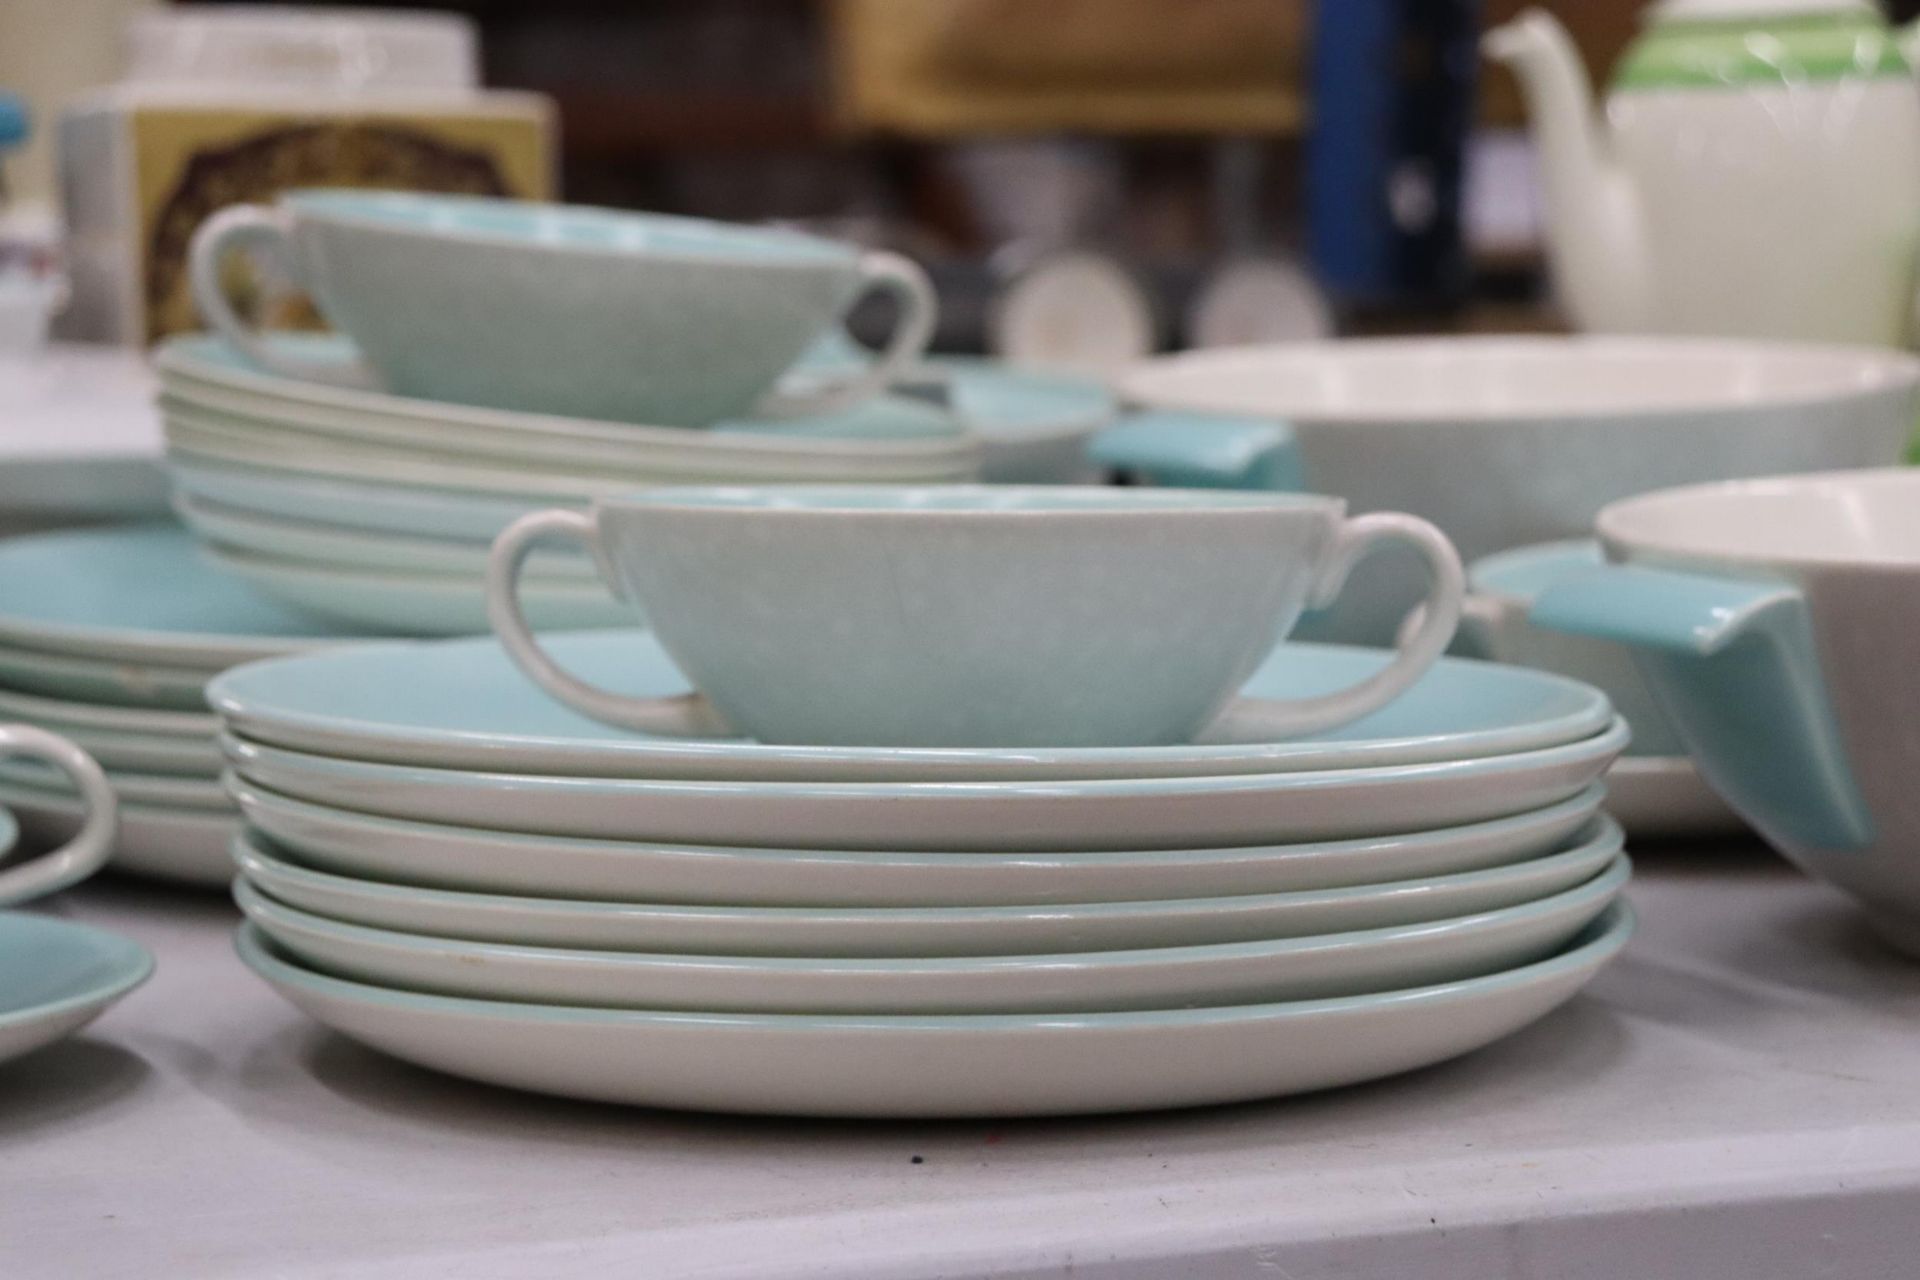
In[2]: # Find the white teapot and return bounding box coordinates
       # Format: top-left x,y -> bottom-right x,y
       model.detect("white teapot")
1487,1 -> 1920,345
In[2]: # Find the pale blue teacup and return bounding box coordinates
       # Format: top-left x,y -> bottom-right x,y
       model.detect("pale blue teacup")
188,191 -> 937,426
487,486 -> 1465,748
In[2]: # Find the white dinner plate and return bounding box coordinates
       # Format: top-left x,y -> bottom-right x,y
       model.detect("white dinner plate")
34,725 -> 221,777
235,858 -> 1626,1013
237,902 -> 1634,1116
0,761 -> 229,811
0,914 -> 153,1069
156,334 -> 984,469
229,820 -> 1622,956
175,495 -> 600,580
207,631 -> 1615,783
200,546 -> 636,637
163,410 -> 977,495
232,859 -> 1628,1020
161,394 -> 983,482
232,777 -> 1605,907
170,454 -> 550,543
221,719 -> 1629,851
0,781 -> 236,886
0,685 -> 218,740
0,642 -> 208,710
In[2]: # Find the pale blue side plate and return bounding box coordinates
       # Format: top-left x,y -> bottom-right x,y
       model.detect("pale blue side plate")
0,524 -> 362,662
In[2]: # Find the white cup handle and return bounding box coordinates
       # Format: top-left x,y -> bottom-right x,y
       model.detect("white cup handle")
187,204 -> 377,388
1201,513 -> 1464,742
486,510 -> 732,736
0,725 -> 118,906
756,250 -> 938,418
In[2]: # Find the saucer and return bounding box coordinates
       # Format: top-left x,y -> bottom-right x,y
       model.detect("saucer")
37,725 -> 221,777
0,914 -> 152,1069
176,495 -> 600,580
0,643 -> 208,711
0,781 -> 235,886
202,546 -> 636,637
0,686 -> 218,740
208,631 -> 1614,782
0,524 -> 352,667
235,902 -> 1632,1116
233,859 -> 1625,1012
232,821 -> 1622,955
221,720 -> 1630,850
232,778 -> 1604,907
0,762 -> 228,811
157,335 -> 982,467
170,454 -> 551,543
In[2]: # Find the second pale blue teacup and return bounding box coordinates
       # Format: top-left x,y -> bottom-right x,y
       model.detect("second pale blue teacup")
487,487 -> 1464,748
189,191 -> 936,426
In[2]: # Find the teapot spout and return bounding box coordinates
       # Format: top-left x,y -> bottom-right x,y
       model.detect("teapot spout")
1484,10 -> 1649,332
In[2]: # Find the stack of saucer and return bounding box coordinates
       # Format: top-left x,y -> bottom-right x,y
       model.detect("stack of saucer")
217,631 -> 1630,1116
0,524 -> 363,885
153,333 -> 982,636
161,190 -> 997,635
218,486 -> 1632,1116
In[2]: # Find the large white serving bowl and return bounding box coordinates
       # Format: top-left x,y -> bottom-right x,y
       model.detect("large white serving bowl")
233,857 -> 1626,1013
221,720 -> 1628,851
231,778 -> 1605,907
227,825 -> 1620,956
1121,336 -> 1920,641
236,902 -> 1634,1116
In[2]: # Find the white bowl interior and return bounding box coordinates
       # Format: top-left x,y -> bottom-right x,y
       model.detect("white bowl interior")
1601,470 -> 1920,566
1123,337 -> 1920,422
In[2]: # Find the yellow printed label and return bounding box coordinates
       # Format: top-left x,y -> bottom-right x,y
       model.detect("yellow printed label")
131,105 -> 553,341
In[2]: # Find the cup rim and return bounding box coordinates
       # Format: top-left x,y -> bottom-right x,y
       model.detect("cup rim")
280,189 -> 860,270
1597,467 -> 1920,574
593,485 -> 1350,519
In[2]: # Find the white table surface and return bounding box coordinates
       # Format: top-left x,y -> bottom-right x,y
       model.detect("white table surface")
7,848 -> 1920,1280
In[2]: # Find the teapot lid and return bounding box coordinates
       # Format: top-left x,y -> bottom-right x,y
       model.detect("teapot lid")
1620,0 -> 1905,89
1647,0 -> 1878,20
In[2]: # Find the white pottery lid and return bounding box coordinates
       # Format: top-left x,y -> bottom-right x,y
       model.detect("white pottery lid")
1646,0 -> 1878,21
124,5 -> 479,94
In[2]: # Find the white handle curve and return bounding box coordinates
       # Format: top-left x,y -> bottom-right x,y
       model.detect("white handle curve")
187,204 -> 376,387
0,725 -> 118,906
756,250 -> 937,418
1201,512 -> 1464,742
486,509 -> 731,736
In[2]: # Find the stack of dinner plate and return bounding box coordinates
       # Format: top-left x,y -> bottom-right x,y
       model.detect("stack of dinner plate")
150,334 -> 985,635
216,629 -> 1634,1118
0,523 -> 377,885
